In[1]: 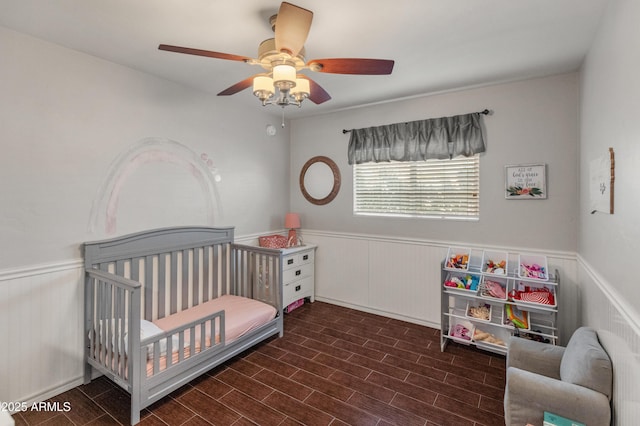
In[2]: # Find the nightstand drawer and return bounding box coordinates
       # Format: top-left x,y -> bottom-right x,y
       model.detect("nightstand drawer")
283,262 -> 313,283
283,275 -> 313,305
283,249 -> 314,270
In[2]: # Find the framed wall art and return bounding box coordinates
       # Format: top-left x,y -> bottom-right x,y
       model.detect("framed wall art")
505,163 -> 547,199
589,147 -> 615,214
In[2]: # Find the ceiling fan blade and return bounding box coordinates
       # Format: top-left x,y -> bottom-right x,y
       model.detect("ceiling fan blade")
217,75 -> 259,96
308,58 -> 395,75
274,2 -> 313,57
159,44 -> 252,62
299,76 -> 331,104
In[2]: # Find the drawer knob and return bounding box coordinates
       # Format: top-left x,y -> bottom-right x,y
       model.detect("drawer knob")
295,270 -> 301,276
295,285 -> 301,291
303,254 -> 309,260
287,259 -> 294,265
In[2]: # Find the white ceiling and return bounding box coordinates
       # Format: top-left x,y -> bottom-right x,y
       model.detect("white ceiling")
0,0 -> 610,118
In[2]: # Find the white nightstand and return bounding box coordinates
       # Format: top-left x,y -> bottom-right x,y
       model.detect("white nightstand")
281,244 -> 316,309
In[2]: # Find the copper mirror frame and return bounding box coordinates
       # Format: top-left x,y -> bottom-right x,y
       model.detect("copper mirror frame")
299,156 -> 341,205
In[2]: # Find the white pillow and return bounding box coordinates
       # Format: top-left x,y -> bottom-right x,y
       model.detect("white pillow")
90,319 -> 127,351
91,319 -> 178,358
129,320 -> 180,359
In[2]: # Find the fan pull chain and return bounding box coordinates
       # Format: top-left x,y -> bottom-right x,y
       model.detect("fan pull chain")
281,109 -> 286,128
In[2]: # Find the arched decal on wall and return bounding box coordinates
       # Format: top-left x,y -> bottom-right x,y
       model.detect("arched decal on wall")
89,137 -> 222,235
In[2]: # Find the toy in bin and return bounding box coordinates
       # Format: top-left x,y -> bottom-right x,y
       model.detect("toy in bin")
446,253 -> 469,269
444,274 -> 479,291
520,262 -> 547,280
483,279 -> 507,299
451,323 -> 473,341
505,304 -> 529,329
473,329 -> 506,346
485,259 -> 507,274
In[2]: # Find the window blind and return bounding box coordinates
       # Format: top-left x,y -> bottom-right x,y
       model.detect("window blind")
353,155 -> 480,219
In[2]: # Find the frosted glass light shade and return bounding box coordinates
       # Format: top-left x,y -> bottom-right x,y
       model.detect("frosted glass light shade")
291,78 -> 310,97
273,64 -> 296,90
253,75 -> 274,100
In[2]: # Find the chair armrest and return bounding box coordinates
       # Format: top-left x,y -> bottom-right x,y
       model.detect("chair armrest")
505,367 -> 611,426
507,337 -> 564,379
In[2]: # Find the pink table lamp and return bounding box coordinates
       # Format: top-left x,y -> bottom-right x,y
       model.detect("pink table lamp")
285,213 -> 301,247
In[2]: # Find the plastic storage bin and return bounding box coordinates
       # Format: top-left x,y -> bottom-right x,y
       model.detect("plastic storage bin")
479,276 -> 508,301
481,250 -> 509,276
443,271 -> 480,295
448,317 -> 475,345
503,304 -> 530,330
466,301 -> 493,323
510,280 -> 557,310
518,253 -> 548,281
445,247 -> 471,271
473,326 -> 509,352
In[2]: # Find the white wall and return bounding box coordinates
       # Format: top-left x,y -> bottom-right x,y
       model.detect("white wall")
290,73 -> 579,252
578,0 -> 640,424
0,26 -> 291,405
579,0 -> 640,321
290,74 -> 583,338
0,26 -> 290,270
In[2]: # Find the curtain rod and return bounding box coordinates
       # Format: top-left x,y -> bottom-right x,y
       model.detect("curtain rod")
342,109 -> 491,134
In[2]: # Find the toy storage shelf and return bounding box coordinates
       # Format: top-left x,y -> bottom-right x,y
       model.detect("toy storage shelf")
440,248 -> 559,356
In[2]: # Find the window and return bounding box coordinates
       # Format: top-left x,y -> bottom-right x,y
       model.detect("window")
353,155 -> 480,219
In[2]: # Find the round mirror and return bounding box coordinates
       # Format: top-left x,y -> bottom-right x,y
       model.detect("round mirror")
300,156 -> 341,205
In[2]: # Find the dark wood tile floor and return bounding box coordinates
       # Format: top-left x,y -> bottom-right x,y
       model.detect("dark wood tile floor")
12,301 -> 506,426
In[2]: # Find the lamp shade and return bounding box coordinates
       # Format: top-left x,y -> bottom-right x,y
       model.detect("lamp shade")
253,75 -> 274,100
273,64 -> 296,90
291,78 -> 310,96
285,212 -> 301,229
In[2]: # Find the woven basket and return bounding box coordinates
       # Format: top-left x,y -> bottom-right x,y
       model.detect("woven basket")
258,234 -> 288,249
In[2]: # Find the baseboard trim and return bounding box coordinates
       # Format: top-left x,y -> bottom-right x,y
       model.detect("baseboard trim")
7,376 -> 84,415
314,296 -> 440,330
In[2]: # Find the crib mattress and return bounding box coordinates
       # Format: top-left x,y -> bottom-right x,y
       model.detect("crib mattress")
145,295 -> 276,375
153,294 -> 276,344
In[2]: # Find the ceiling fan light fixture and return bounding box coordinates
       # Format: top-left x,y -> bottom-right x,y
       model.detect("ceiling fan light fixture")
159,2 -> 394,110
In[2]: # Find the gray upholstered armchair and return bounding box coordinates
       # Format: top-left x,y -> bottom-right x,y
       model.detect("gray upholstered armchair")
504,327 -> 613,426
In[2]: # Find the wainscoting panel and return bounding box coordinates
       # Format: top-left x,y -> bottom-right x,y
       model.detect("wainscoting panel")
305,230 -> 577,332
0,262 -> 84,405
368,240 -> 446,327
311,235 -> 371,308
4,232 -> 637,426
578,257 -> 640,426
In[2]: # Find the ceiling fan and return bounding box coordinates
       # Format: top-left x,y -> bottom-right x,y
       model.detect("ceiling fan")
158,2 -> 394,108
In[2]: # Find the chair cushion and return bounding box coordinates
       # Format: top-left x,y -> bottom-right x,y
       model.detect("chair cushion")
560,327 -> 613,399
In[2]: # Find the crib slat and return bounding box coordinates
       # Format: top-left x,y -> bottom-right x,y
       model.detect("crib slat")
158,253 -> 166,319
170,251 -> 178,315
115,286 -> 122,377
178,332 -> 185,363
221,244 -> 229,296
182,249 -> 189,311
130,257 -> 141,319
192,247 -> 201,307
145,255 -> 154,321
203,246 -> 210,302
212,244 -> 219,299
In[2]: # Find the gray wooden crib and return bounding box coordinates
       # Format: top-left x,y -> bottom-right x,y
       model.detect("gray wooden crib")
83,226 -> 283,425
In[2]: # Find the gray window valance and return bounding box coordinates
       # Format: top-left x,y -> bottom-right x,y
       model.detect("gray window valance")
347,112 -> 486,165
